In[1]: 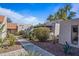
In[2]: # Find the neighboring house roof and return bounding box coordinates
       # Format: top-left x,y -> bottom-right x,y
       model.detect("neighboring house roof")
7,23 -> 17,30
0,16 -> 5,23
44,20 -> 63,26
17,24 -> 32,31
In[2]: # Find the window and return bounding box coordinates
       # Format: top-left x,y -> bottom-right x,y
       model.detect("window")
71,25 -> 78,45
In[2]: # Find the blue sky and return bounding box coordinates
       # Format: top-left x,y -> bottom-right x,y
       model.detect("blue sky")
0,3 -> 79,25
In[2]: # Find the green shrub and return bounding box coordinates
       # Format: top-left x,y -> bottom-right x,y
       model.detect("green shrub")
0,38 -> 4,48
33,27 -> 50,42
19,30 -> 25,35
7,34 -> 16,46
19,30 -> 26,38
28,31 -> 35,40
14,31 -> 19,35
24,30 -> 30,38
19,30 -> 30,38
21,33 -> 27,38
63,42 -> 72,55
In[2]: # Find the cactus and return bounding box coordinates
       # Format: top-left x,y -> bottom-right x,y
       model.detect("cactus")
63,42 -> 72,55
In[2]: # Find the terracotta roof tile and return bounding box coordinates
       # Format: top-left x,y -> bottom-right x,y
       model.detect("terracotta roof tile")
0,16 -> 5,23
7,23 -> 17,30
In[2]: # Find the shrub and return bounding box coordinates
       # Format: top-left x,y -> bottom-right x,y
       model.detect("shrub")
7,34 -> 16,46
33,27 -> 50,42
29,32 -> 37,41
19,30 -> 25,35
0,38 -> 4,48
14,31 -> 19,35
24,30 -> 30,38
21,32 -> 27,38
28,32 -> 33,40
19,30 -> 26,38
19,30 -> 30,38
63,42 -> 72,55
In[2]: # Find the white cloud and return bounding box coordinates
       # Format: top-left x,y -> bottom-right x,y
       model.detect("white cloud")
0,7 -> 44,25
20,16 -> 44,25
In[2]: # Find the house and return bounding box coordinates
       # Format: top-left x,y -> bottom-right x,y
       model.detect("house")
44,20 -> 61,37
44,21 -> 55,31
17,24 -> 32,32
59,19 -> 79,48
0,16 -> 17,39
7,23 -> 32,33
0,16 -> 7,39
0,15 -> 32,39
7,23 -> 18,34
45,19 -> 79,48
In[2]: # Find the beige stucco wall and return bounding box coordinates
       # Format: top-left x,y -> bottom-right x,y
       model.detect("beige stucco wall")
55,23 -> 60,37
59,21 -> 79,48
0,16 -> 7,39
59,21 -> 71,44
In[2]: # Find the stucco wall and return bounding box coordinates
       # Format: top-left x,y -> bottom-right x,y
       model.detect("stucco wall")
1,16 -> 7,39
59,21 -> 79,48
59,21 -> 71,44
55,23 -> 60,37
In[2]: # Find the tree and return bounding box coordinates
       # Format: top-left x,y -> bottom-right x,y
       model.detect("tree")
7,17 -> 12,23
64,4 -> 76,20
47,4 -> 76,21
47,15 -> 56,21
64,4 -> 71,12
67,11 -> 76,19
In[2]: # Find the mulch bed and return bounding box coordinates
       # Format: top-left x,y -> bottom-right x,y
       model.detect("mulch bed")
30,40 -> 79,56
0,41 -> 22,54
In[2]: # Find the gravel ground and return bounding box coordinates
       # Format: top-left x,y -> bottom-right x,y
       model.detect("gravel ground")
31,40 -> 79,56
0,41 -> 22,54
0,49 -> 28,56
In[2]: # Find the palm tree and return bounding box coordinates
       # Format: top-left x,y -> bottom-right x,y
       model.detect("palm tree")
47,15 -> 56,21
64,4 -> 71,12
64,4 -> 76,20
47,4 -> 76,21
67,11 -> 76,19
56,8 -> 66,20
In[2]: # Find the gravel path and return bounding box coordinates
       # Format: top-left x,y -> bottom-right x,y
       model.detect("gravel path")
17,38 -> 54,56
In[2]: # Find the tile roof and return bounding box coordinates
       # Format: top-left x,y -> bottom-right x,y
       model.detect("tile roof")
7,23 -> 17,30
0,16 -> 5,23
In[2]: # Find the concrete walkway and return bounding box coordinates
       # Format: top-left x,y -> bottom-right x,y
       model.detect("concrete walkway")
17,38 -> 54,56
